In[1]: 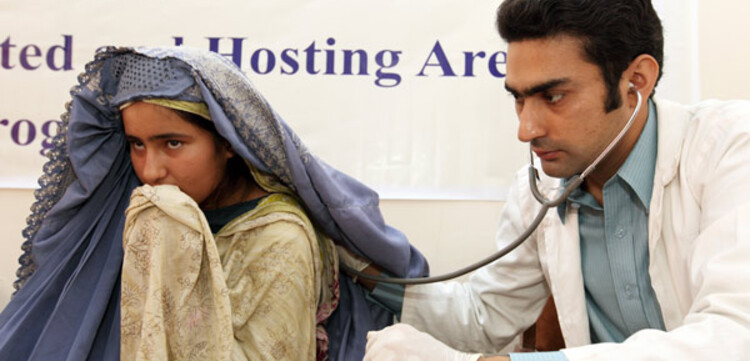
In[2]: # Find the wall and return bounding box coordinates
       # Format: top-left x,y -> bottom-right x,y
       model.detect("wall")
0,189 -> 35,306
698,1 -> 750,100
0,188 -> 502,307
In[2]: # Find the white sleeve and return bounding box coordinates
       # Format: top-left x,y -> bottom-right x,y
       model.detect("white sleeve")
401,169 -> 551,354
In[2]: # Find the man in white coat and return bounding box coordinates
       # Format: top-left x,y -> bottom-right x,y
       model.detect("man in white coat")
363,0 -> 750,360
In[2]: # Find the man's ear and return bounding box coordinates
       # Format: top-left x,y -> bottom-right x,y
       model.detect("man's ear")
624,54 -> 659,97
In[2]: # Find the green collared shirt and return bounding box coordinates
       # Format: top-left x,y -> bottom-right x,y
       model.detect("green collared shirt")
558,99 -> 665,342
513,100 -> 666,361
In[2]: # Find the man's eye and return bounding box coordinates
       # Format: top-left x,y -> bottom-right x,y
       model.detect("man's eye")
546,93 -> 564,104
167,140 -> 182,149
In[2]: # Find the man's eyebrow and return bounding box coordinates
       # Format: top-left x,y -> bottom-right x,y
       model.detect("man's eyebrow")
505,78 -> 571,97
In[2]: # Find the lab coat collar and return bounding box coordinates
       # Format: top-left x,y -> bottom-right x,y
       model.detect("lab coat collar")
556,99 -> 660,222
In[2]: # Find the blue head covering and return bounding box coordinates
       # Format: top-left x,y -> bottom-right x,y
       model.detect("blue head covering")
0,46 -> 429,360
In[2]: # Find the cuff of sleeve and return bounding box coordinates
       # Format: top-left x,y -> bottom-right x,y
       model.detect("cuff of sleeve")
509,351 -> 568,361
367,275 -> 406,318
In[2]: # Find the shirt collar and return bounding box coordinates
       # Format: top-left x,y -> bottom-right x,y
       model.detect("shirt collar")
557,99 -> 658,221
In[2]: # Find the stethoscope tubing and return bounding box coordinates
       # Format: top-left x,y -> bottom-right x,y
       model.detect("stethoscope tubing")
343,89 -> 643,285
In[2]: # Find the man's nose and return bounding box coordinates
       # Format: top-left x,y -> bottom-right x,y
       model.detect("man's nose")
516,104 -> 545,143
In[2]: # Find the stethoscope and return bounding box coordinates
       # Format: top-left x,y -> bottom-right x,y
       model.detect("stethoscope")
343,86 -> 643,285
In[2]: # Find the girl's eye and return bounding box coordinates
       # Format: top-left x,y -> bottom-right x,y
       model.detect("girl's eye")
167,140 -> 183,149
129,140 -> 144,150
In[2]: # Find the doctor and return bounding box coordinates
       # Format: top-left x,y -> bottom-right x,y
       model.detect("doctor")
363,0 -> 750,360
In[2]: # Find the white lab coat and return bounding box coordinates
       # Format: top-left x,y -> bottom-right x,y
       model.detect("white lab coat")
401,98 -> 750,360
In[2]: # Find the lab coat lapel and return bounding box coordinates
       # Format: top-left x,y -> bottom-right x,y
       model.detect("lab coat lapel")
541,203 -> 591,347
540,98 -> 691,346
648,98 -> 687,254
647,98 -> 691,330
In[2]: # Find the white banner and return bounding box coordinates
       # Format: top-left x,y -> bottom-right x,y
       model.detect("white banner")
0,0 -> 695,200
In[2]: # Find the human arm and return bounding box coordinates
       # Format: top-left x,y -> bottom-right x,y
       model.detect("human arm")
364,323 -> 483,361
364,323 -> 571,361
398,169 -> 553,353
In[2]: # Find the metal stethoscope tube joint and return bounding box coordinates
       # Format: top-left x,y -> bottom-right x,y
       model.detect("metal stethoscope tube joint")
342,87 -> 644,285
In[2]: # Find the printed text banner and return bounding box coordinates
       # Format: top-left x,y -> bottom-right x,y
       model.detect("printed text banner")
0,0 -> 694,200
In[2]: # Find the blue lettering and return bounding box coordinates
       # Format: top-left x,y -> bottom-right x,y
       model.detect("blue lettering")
374,50 -> 401,88
16,35 -> 503,88
11,119 -> 36,146
20,45 -> 42,70
304,41 -> 321,74
488,51 -> 507,78
46,35 -> 73,71
208,37 -> 245,67
325,37 -> 336,75
40,120 -> 60,156
280,49 -> 299,75
1,37 -> 16,69
250,48 -> 276,75
1,36 -> 73,71
417,41 -> 456,77
342,49 -> 368,75
463,51 -> 486,77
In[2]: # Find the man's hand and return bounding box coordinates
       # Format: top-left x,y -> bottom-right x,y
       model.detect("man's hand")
364,323 -> 483,361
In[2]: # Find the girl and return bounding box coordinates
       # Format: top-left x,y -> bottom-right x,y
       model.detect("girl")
0,47 -> 428,361
119,98 -> 336,360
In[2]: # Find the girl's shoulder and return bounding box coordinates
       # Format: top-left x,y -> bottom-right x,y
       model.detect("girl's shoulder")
218,192 -> 313,237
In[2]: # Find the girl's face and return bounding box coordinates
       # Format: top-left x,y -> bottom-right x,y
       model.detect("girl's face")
122,102 -> 234,207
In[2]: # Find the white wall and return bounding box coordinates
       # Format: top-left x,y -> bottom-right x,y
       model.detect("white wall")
0,189 -> 35,306
0,188 -> 501,307
698,1 -> 750,100
2,0 -> 749,309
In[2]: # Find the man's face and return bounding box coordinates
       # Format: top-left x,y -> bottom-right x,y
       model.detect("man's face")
505,35 -> 632,179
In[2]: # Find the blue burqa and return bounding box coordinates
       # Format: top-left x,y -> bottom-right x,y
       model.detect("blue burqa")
0,46 -> 429,360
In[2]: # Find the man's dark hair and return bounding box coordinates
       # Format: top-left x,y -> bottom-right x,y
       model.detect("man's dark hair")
496,0 -> 663,112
